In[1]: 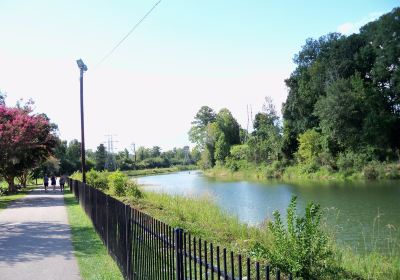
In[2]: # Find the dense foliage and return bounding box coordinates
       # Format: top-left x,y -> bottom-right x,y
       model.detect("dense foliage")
0,102 -> 57,192
70,170 -> 142,198
283,8 -> 400,160
189,8 -> 400,180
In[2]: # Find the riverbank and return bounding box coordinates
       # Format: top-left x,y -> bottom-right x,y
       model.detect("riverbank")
69,170 -> 400,279
204,161 -> 400,183
121,190 -> 400,280
124,165 -> 197,177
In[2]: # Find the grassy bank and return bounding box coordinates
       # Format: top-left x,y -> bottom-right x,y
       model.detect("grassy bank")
204,161 -> 400,183
69,170 -> 400,279
124,165 -> 197,177
121,190 -> 400,280
64,190 -> 123,280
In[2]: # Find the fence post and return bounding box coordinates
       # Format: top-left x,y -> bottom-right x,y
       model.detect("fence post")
125,204 -> 132,280
106,194 -> 109,251
175,228 -> 184,280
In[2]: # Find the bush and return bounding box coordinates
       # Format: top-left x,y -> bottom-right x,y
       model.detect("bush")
336,151 -> 368,173
266,196 -> 335,279
265,160 -> 286,179
315,151 -> 336,170
383,163 -> 400,179
70,171 -> 82,181
300,160 -> 320,174
297,129 -> 323,165
125,180 -> 143,199
0,184 -> 8,196
86,169 -> 109,190
108,171 -> 128,196
362,161 -> 383,180
229,144 -> 249,160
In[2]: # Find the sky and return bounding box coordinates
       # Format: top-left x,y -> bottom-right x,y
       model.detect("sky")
0,0 -> 398,152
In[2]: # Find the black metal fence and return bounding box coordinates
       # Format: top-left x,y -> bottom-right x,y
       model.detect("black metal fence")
67,178 -> 293,280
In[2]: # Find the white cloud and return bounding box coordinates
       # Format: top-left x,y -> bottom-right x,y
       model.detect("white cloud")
337,12 -> 384,35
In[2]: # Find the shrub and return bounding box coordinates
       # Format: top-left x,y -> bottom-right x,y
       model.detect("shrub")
265,160 -> 286,179
315,151 -> 336,170
125,180 -> 143,199
266,196 -> 335,279
362,161 -> 384,180
0,184 -> 8,196
297,129 -> 323,165
70,171 -> 82,181
229,144 -> 249,160
336,151 -> 368,173
108,171 -> 128,196
86,169 -> 109,190
300,160 -> 320,174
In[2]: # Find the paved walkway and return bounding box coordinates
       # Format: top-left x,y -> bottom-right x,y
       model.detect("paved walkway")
0,187 -> 81,280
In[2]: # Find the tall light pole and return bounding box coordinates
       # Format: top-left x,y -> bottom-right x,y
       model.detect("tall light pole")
76,59 -> 88,183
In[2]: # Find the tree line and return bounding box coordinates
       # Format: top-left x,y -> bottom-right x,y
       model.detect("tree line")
0,94 -> 198,192
36,140 -> 198,179
189,8 -> 400,178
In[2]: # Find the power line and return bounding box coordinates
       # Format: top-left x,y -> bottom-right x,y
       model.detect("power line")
97,0 -> 162,67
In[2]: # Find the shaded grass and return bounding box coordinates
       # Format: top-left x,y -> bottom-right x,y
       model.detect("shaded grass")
64,190 -> 123,280
0,185 -> 37,211
124,165 -> 197,177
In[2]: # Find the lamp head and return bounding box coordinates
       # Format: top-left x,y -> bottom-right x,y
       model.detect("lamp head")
76,59 -> 88,71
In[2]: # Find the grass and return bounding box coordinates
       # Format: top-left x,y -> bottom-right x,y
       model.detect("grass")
205,161 -> 400,183
122,190 -> 400,280
124,191 -> 269,253
0,184 -> 37,211
124,165 -> 197,177
64,190 -> 123,280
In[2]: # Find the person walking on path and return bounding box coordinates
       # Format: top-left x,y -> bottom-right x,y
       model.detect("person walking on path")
43,174 -> 49,192
59,175 -> 65,192
0,187 -> 81,280
51,175 -> 56,191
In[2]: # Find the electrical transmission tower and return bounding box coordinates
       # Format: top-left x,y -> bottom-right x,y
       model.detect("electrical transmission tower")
104,134 -> 118,171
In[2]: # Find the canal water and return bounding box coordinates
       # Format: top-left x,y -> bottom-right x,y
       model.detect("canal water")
136,171 -> 400,254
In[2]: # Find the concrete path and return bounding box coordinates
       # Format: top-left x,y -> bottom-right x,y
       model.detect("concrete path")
0,187 -> 81,280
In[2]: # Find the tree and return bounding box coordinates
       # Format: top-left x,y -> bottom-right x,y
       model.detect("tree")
189,106 -> 216,148
314,75 -> 365,153
0,105 -> 57,192
216,108 -> 240,146
116,149 -> 134,170
215,133 -> 230,163
247,97 -> 282,163
297,129 -> 323,165
150,146 -> 161,157
282,8 -> 400,159
95,144 -> 107,171
40,156 -> 61,176
204,122 -> 222,167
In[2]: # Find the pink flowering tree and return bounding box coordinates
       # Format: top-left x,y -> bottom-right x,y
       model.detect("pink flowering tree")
0,105 -> 57,193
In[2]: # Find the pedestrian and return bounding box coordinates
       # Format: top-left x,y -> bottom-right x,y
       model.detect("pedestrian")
59,175 -> 65,192
44,174 -> 49,192
51,175 -> 56,191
